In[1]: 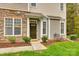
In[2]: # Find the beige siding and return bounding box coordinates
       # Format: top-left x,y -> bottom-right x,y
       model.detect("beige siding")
0,3 -> 66,19
50,20 -> 60,38
30,3 -> 66,19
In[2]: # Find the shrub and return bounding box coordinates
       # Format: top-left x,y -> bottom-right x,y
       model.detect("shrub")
70,35 -> 77,40
22,37 -> 31,43
7,36 -> 16,43
77,34 -> 79,38
42,35 -> 48,43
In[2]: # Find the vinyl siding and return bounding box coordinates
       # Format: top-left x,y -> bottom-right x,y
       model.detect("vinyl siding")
29,3 -> 66,19
0,3 -> 28,11
50,20 -> 60,38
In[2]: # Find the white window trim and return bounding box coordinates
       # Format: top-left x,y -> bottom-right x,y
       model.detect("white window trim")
60,21 -> 65,35
42,20 -> 47,35
60,3 -> 64,11
30,3 -> 37,8
4,17 -> 22,36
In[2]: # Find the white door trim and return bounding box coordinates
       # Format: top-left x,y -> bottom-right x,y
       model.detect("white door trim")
42,20 -> 47,35
29,19 -> 38,39
27,18 -> 30,37
40,18 -> 48,38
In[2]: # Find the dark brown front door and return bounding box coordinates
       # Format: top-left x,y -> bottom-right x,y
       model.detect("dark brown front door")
30,20 -> 37,39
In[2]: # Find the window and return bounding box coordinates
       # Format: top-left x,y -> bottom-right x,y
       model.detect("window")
4,18 -> 22,36
5,18 -> 13,35
60,3 -> 64,11
43,22 -> 46,34
14,19 -> 21,35
61,22 -> 64,34
31,3 -> 36,7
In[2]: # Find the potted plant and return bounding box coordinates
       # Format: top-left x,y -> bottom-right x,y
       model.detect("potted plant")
42,35 -> 48,43
22,37 -> 31,43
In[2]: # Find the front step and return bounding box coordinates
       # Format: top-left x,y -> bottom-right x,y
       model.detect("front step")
31,40 -> 47,51
31,39 -> 40,42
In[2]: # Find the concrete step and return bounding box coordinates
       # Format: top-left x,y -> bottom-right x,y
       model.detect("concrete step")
31,41 -> 47,51
31,39 -> 40,42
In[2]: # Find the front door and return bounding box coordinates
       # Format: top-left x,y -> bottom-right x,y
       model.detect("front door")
30,20 -> 37,39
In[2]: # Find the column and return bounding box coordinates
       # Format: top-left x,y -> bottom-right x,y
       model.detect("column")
40,19 -> 43,38
48,18 -> 50,39
27,18 -> 30,37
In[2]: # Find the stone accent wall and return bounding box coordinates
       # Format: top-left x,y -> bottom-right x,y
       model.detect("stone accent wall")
0,8 -> 27,42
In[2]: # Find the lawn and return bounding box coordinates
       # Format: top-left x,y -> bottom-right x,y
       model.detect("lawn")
1,41 -> 79,56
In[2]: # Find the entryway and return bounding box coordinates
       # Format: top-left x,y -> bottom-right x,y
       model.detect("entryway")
30,19 -> 37,39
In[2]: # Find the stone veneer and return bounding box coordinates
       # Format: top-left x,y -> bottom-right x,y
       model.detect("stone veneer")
0,8 -> 27,42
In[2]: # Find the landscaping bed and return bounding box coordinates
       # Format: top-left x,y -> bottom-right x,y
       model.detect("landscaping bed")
41,39 -> 68,46
0,36 -> 32,48
74,38 -> 79,41
0,42 -> 31,48
41,40 -> 56,46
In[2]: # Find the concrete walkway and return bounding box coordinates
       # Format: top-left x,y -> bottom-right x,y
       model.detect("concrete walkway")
0,40 -> 47,54
31,40 -> 47,51
0,46 -> 32,54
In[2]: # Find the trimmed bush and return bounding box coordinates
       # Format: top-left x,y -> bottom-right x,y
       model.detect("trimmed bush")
77,34 -> 79,38
42,35 -> 48,43
7,36 -> 16,43
22,37 -> 31,43
70,35 -> 77,40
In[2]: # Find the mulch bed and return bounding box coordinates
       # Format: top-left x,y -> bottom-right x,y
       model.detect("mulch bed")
71,38 -> 79,41
41,40 -> 57,47
75,38 -> 79,41
41,40 -> 69,47
0,42 -> 31,48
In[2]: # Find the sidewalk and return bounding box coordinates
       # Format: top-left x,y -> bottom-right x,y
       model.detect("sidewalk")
0,46 -> 32,54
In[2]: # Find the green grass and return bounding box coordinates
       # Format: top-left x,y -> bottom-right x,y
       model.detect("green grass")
1,42 -> 79,56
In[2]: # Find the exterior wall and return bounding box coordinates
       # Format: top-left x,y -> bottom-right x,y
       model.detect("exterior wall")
0,3 -> 66,41
0,3 -> 28,11
0,8 -> 27,42
29,3 -> 66,19
0,3 -> 66,19
29,3 -> 66,38
50,20 -> 60,39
